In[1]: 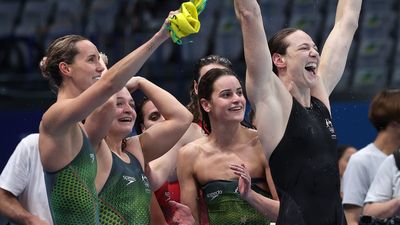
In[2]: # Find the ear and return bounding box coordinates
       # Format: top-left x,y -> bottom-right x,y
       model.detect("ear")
59,62 -> 71,77
200,98 -> 211,113
194,80 -> 199,95
272,53 -> 286,70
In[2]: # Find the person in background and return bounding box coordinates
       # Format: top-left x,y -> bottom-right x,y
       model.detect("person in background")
0,133 -> 51,225
135,96 -> 205,224
343,89 -> 400,224
337,145 -> 357,198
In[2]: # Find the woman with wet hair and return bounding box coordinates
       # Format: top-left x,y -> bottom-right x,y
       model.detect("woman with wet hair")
177,67 -> 279,225
38,10 -> 176,224
234,0 -> 361,223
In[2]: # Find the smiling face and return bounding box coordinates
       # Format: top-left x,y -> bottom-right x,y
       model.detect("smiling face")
108,87 -> 137,137
66,40 -> 105,92
140,100 -> 165,132
202,75 -> 246,123
277,30 -> 320,89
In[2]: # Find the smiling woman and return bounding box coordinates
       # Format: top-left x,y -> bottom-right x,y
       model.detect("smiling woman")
177,67 -> 279,225
37,10 -> 174,223
235,0 -> 362,223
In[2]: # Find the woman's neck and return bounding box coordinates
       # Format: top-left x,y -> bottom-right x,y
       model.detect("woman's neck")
209,120 -> 243,147
104,135 -> 124,156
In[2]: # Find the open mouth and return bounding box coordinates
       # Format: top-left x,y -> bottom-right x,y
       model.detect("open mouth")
118,117 -> 132,122
93,76 -> 101,81
228,106 -> 243,111
305,62 -> 317,75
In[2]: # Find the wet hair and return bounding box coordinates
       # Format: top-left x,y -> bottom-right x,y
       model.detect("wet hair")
368,89 -> 400,131
134,96 -> 150,135
197,67 -> 242,133
268,28 -> 299,75
39,35 -> 88,93
337,145 -> 355,161
188,55 -> 233,123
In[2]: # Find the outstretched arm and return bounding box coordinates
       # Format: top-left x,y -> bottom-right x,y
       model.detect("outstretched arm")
317,0 -> 362,96
126,77 -> 193,163
230,164 -> 279,221
234,0 -> 292,158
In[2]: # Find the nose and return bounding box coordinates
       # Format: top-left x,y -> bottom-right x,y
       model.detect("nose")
309,48 -> 319,58
97,61 -> 105,73
123,104 -> 134,114
232,93 -> 242,103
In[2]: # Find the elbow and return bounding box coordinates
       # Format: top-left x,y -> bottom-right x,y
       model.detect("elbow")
183,110 -> 193,126
237,5 -> 262,22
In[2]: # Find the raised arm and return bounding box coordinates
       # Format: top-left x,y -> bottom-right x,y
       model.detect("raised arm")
177,144 -> 201,224
126,77 -> 193,163
317,0 -> 361,95
234,0 -> 291,157
41,18 -> 172,134
147,123 -> 204,190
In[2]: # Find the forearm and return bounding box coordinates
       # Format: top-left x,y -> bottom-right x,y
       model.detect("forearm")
244,190 -> 279,221
0,189 -> 36,225
138,78 -> 192,122
364,199 -> 400,218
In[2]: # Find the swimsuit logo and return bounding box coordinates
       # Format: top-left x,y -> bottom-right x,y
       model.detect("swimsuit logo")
142,174 -> 151,193
325,118 -> 337,139
207,190 -> 222,201
240,216 -> 248,224
123,175 -> 136,186
89,154 -> 95,163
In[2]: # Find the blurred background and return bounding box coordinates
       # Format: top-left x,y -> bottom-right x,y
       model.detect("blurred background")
0,0 -> 396,168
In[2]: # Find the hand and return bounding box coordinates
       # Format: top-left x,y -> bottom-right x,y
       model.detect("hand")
230,163 -> 251,200
125,76 -> 143,93
160,10 -> 180,39
169,200 -> 195,225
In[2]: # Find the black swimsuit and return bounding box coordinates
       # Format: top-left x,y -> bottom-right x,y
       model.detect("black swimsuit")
269,97 -> 346,225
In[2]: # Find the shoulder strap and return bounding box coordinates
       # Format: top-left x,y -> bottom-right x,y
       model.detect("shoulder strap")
393,149 -> 400,171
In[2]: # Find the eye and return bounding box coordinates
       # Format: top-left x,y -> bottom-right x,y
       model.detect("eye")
237,89 -> 243,96
149,112 -> 161,121
220,91 -> 232,98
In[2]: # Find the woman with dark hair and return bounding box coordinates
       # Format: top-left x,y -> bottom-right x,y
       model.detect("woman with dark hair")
188,55 -> 234,125
234,0 -> 361,224
86,77 -> 192,224
134,97 -> 205,224
177,67 -> 279,225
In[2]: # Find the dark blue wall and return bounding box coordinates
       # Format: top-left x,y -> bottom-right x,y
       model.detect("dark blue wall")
0,101 -> 376,171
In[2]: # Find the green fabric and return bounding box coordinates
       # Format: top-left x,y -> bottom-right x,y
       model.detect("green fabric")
202,180 -> 271,225
99,152 -> 152,225
45,130 -> 99,225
